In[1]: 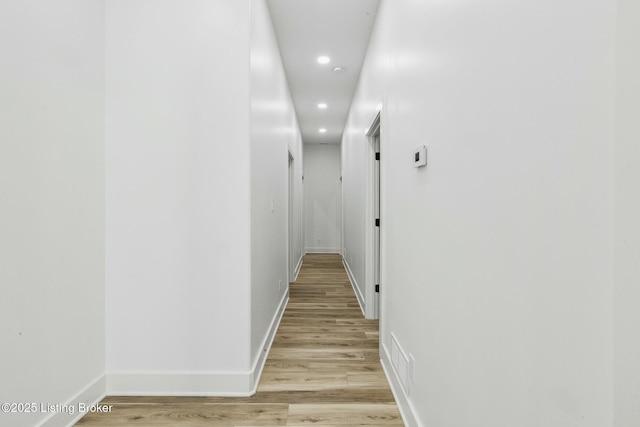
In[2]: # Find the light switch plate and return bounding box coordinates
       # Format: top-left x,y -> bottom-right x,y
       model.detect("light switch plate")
414,145 -> 427,167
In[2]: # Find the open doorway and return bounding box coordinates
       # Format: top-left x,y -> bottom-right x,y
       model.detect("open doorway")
365,112 -> 381,319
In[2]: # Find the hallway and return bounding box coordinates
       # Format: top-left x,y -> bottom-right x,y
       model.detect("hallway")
76,254 -> 403,426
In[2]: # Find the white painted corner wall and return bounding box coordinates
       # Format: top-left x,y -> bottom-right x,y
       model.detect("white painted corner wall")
0,2 -> 106,426
105,0 -> 301,396
106,0 -> 301,396
304,144 -> 342,253
343,0 -> 619,425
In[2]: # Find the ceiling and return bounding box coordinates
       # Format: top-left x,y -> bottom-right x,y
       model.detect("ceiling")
266,0 -> 381,145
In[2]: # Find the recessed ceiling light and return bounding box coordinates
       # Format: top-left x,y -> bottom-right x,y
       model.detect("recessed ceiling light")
319,128 -> 327,133
317,56 -> 330,64
333,66 -> 345,73
318,103 -> 327,109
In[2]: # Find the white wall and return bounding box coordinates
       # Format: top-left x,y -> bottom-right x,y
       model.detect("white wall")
341,127 -> 367,298
250,0 -> 303,379
106,0 -> 254,393
0,1 -> 106,426
343,0 -> 615,425
614,0 -> 640,424
304,144 -> 342,253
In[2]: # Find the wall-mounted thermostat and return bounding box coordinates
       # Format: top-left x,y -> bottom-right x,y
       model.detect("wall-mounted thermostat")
414,145 -> 427,168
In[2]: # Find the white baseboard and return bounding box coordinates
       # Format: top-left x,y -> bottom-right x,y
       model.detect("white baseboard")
38,375 -> 106,427
106,291 -> 289,397
249,289 -> 289,393
294,255 -> 303,281
342,257 -> 365,316
304,247 -> 340,253
106,371 -> 254,396
380,343 -> 422,427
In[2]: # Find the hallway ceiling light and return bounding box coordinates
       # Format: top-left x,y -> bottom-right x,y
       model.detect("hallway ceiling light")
266,0 -> 381,145
319,128 -> 327,133
318,103 -> 327,109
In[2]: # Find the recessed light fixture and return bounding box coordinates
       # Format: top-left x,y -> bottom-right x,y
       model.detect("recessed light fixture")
318,103 -> 327,109
333,66 -> 345,73
317,56 -> 330,64
319,128 -> 327,133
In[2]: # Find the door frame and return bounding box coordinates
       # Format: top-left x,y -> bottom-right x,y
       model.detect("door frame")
365,111 -> 381,319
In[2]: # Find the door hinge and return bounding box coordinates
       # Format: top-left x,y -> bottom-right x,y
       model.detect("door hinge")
375,285 -> 380,293
375,218 -> 380,227
375,152 -> 380,161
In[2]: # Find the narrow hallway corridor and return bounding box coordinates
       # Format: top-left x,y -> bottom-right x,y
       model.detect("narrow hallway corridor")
76,254 -> 403,426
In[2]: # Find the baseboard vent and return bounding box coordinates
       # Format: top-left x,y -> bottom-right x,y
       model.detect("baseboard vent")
390,333 -> 411,395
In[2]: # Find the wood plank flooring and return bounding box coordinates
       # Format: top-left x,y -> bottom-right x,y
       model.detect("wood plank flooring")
76,253 -> 403,426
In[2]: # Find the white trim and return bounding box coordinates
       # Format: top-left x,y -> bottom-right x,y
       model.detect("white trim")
107,291 -> 289,397
106,372 -> 253,396
38,375 -> 106,427
293,254 -> 303,281
342,257 -> 365,317
304,247 -> 340,253
380,343 -> 422,427
249,290 -> 289,393
365,110 -> 382,320
366,111 -> 381,138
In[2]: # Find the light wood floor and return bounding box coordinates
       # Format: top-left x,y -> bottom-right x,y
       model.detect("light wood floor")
76,253 -> 403,426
